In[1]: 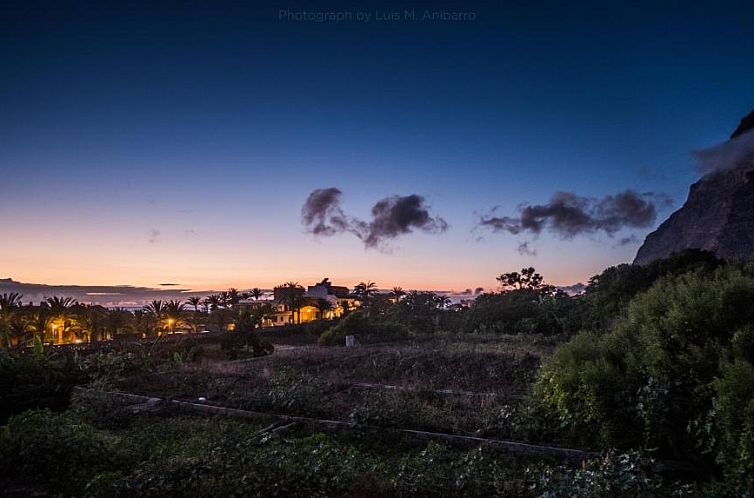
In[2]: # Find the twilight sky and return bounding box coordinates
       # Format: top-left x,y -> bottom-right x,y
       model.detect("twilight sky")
2,0 -> 754,293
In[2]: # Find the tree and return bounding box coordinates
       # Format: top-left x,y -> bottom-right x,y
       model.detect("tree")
29,307 -> 51,344
497,267 -> 554,294
315,298 -> 333,320
132,310 -> 156,338
391,287 -> 406,301
7,316 -> 30,347
79,305 -> 107,342
164,300 -> 185,334
219,291 -> 231,308
143,300 -> 166,336
45,296 -> 78,343
249,288 -> 264,301
186,297 -> 204,333
203,294 -> 222,312
277,282 -> 305,324
354,281 -> 378,302
0,292 -> 23,349
227,288 -> 242,307
187,296 -> 202,313
106,308 -> 132,339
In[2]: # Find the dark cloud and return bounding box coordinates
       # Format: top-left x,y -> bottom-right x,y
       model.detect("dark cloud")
301,188 -> 354,236
159,283 -> 180,286
363,194 -> 448,248
478,190 -> 670,239
302,188 -> 447,249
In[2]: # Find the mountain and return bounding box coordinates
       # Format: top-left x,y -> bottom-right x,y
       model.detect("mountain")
634,110 -> 754,265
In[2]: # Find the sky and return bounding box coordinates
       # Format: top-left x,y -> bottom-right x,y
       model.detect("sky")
2,0 -> 754,294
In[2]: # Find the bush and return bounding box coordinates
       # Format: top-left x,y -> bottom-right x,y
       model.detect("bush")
0,409 -> 122,495
529,450 -> 687,498
462,290 -> 573,335
0,350 -> 85,423
318,312 -> 409,346
535,266 -> 754,473
578,249 -> 722,331
220,312 -> 274,359
714,360 -> 754,494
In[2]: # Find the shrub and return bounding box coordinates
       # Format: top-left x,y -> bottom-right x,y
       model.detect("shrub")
535,266 -> 754,469
462,290 -> 573,335
0,409 -> 122,495
529,450 -> 687,498
220,312 -> 274,359
78,349 -> 151,386
318,312 -> 409,346
714,360 -> 754,494
0,350 -> 84,422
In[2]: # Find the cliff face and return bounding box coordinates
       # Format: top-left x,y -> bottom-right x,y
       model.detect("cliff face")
634,111 -> 754,265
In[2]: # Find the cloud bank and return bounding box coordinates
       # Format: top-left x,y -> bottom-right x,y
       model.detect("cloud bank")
302,188 -> 448,249
693,129 -> 754,175
478,190 -> 670,240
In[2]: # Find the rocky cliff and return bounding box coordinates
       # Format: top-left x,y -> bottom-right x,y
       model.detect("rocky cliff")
634,111 -> 754,265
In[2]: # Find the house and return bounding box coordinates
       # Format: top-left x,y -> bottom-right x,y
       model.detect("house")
236,278 -> 360,327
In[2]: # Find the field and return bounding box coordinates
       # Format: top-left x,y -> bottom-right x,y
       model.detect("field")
104,334 -> 557,441
1,331 -> 703,496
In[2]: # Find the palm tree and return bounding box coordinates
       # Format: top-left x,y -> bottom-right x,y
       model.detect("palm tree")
354,281 -> 378,303
186,296 -> 203,334
45,296 -> 78,343
164,300 -> 185,334
249,287 -> 264,301
0,292 -> 23,349
227,288 -> 242,307
29,306 -> 51,344
219,291 -> 231,308
203,294 -> 222,312
8,315 -> 30,347
256,302 -> 275,327
187,296 -> 202,312
79,305 -> 107,342
391,287 -> 405,301
132,310 -> 155,338
144,300 -> 166,336
278,282 -> 305,324
314,298 -> 333,320
106,308 -> 132,340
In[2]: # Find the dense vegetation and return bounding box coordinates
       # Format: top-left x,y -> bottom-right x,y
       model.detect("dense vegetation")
3,249 -> 754,495
536,263 -> 754,494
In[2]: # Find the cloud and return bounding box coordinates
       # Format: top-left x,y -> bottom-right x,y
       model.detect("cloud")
517,241 -> 537,256
363,194 -> 448,248
617,234 -> 640,246
147,228 -> 161,244
693,129 -> 754,175
0,277 -> 208,307
478,190 -> 670,240
159,283 -> 180,286
301,188 -> 354,236
302,188 -> 447,249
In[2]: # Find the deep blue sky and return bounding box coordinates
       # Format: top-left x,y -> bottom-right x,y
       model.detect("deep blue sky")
2,0 -> 754,290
